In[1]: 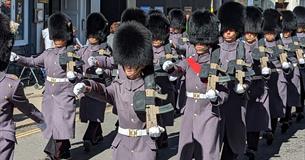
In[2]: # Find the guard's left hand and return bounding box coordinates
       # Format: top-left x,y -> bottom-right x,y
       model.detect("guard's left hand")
148,126 -> 165,138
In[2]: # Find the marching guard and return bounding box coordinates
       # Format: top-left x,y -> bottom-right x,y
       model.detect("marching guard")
77,12 -> 111,152
293,6 -> 305,121
243,6 -> 271,159
163,9 -> 229,160
10,12 -> 83,159
279,10 -> 302,133
0,13 -> 45,160
74,21 -> 173,160
217,2 -> 253,159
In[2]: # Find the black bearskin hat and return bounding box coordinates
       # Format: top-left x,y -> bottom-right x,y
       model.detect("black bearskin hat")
218,1 -> 245,34
0,13 -> 14,71
262,9 -> 282,34
147,13 -> 170,42
293,6 -> 305,28
244,6 -> 262,34
121,8 -> 147,26
281,10 -> 297,32
168,9 -> 186,30
113,21 -> 153,67
188,9 -> 219,45
86,12 -> 108,41
48,12 -> 73,43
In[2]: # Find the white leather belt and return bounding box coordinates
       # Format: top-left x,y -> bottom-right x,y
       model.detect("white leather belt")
118,127 -> 147,137
84,73 -> 100,79
270,68 -> 282,72
252,75 -> 263,80
186,91 -> 207,99
46,76 -> 69,83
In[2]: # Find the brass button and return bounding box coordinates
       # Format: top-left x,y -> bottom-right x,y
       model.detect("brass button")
131,103 -> 133,106
51,94 -> 54,97
131,150 -> 134,153
131,118 -> 135,122
4,96 -> 8,100
8,84 -> 12,88
194,114 -> 197,117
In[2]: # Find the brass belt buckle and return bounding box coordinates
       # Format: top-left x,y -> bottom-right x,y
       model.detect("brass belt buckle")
129,129 -> 137,137
193,93 -> 201,99
50,78 -> 56,83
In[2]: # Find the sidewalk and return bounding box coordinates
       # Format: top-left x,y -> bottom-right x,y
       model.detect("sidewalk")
14,86 -> 44,129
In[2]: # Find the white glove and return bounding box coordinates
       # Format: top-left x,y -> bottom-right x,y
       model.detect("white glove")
234,84 -> 246,94
88,56 -> 98,67
148,126 -> 165,138
95,67 -> 104,75
169,76 -> 177,81
261,67 -> 271,75
169,39 -> 173,44
10,52 -> 19,62
206,89 -> 218,102
37,122 -> 47,131
66,71 -> 76,81
299,58 -> 305,65
73,83 -> 87,96
162,60 -> 175,72
281,62 -> 290,69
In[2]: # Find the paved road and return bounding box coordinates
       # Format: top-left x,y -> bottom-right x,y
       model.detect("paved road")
14,107 -> 305,160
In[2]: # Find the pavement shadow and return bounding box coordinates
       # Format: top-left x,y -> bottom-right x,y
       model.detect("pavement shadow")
158,132 -> 179,160
255,117 -> 305,160
70,130 -> 117,160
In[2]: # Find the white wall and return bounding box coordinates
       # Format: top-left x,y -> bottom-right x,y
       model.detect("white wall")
286,0 -> 300,10
91,0 -> 100,12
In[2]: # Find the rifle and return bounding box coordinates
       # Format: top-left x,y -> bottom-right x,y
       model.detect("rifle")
207,63 -> 227,91
59,45 -> 84,73
277,44 -> 289,64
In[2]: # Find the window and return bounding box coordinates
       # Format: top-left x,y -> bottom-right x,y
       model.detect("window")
0,0 -> 29,46
301,0 -> 305,6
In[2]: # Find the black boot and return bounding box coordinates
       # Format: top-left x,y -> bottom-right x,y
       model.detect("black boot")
263,132 -> 274,146
281,122 -> 289,134
245,149 -> 256,160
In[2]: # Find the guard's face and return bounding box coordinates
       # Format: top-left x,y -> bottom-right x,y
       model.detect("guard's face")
297,27 -> 305,33
88,36 -> 99,45
170,28 -> 182,34
123,65 -> 143,80
53,39 -> 67,48
195,43 -> 209,55
264,32 -> 276,42
152,40 -> 163,48
223,29 -> 237,43
283,31 -> 292,38
244,32 -> 257,44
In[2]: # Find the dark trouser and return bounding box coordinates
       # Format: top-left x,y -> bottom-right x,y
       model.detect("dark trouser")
221,133 -> 238,160
156,127 -> 168,148
44,136 -> 71,160
281,106 -> 292,123
247,132 -> 260,151
271,118 -> 278,133
83,121 -> 103,143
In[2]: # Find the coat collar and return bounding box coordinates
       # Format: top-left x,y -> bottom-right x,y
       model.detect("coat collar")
219,40 -> 239,52
116,66 -> 144,91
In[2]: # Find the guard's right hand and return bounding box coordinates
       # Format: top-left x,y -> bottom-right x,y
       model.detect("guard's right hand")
73,83 -> 87,96
261,67 -> 271,76
88,56 -> 98,67
281,62 -> 290,69
10,52 -> 19,62
234,84 -> 246,94
162,60 -> 175,72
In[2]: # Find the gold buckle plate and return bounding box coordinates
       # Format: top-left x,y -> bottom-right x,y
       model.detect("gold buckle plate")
50,78 -> 56,83
128,129 -> 138,137
193,93 -> 201,99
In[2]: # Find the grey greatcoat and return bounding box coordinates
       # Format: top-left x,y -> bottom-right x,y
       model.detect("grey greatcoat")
85,67 -> 157,160
281,37 -> 301,108
16,47 -> 77,139
265,40 -> 287,118
219,40 -> 250,155
171,48 -> 228,160
153,45 -> 176,126
0,72 -> 44,160
245,40 -> 271,132
77,44 -> 109,123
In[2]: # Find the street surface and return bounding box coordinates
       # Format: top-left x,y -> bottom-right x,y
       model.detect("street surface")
13,87 -> 305,160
